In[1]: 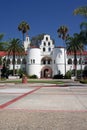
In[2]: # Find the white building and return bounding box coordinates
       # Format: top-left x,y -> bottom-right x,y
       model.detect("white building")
0,34 -> 87,78
26,34 -> 87,78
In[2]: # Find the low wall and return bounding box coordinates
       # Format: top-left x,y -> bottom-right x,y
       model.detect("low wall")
8,76 -> 20,79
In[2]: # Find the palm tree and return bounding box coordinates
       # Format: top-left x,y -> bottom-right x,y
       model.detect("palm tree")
18,21 -> 30,42
80,22 -> 87,44
0,34 -> 8,51
6,38 -> 25,75
66,33 -> 84,77
73,6 -> 87,17
57,25 -> 69,74
57,25 -> 69,40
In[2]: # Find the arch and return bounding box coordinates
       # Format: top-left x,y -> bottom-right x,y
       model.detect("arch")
41,66 -> 52,78
22,58 -> 26,64
12,59 -> 16,64
41,56 -> 52,65
6,58 -> 10,65
17,58 -> 21,64
68,58 -> 72,64
73,58 -> 77,65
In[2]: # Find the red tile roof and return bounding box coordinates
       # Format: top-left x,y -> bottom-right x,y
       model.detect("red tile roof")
0,51 -> 7,56
0,51 -> 27,56
67,51 -> 87,55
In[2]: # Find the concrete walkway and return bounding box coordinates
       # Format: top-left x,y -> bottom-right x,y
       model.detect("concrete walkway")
0,82 -> 87,111
0,82 -> 87,130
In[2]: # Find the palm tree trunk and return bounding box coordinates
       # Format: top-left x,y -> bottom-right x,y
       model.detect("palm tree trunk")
80,52 -> 83,79
23,33 -> 24,43
13,51 -> 15,76
74,52 -> 77,77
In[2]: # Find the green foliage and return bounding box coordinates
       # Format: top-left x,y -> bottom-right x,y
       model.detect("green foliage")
80,79 -> 87,84
53,74 -> 64,79
0,34 -> 8,51
64,71 -> 72,79
73,6 -> 87,17
18,21 -> 30,41
6,38 -> 25,75
0,57 -> 2,65
28,75 -> 38,79
57,25 -> 69,40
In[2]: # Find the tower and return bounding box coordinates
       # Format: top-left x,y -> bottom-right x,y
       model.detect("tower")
24,35 -> 30,52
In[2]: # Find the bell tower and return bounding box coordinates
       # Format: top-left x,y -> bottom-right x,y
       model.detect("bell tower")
24,35 -> 30,52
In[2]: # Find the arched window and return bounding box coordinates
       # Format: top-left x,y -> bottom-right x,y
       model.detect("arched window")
22,58 -> 26,64
43,47 -> 45,52
48,47 -> 51,52
17,58 -> 21,64
46,37 -> 48,41
6,59 -> 10,65
43,60 -> 46,64
12,59 -> 16,64
73,59 -> 77,65
48,60 -> 51,64
68,59 -> 72,64
44,42 -> 46,46
41,57 -> 52,65
48,42 -> 50,46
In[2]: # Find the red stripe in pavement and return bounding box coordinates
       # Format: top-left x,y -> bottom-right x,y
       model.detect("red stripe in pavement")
0,86 -> 42,109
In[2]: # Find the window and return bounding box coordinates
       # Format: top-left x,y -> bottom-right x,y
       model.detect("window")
33,59 -> 35,64
44,42 -> 46,46
31,59 -> 32,64
48,60 -> 51,64
12,59 -> 16,64
17,58 -> 21,64
43,60 -> 46,64
6,59 -> 10,65
73,59 -> 77,65
46,37 -> 48,41
43,47 -> 45,52
22,58 -> 26,64
68,59 -> 72,64
48,47 -> 51,52
48,42 -> 50,46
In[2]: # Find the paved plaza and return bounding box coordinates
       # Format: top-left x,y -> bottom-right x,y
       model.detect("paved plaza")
0,81 -> 87,130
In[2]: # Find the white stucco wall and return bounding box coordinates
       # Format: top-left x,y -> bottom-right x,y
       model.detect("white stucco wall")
52,47 -> 65,76
27,48 -> 41,78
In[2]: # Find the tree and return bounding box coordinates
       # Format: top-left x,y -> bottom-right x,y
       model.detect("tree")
73,6 -> 87,17
80,22 -> 87,44
57,25 -> 69,74
18,21 -> 30,42
66,33 -> 84,77
6,38 -> 25,75
57,25 -> 69,40
73,6 -> 87,47
0,34 -> 8,51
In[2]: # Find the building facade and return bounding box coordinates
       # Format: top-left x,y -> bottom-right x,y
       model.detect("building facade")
26,34 -> 87,78
0,34 -> 87,78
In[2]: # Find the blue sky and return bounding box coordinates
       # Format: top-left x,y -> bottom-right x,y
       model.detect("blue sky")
0,0 -> 87,46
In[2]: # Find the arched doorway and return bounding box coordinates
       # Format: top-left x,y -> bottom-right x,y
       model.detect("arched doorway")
41,66 -> 52,78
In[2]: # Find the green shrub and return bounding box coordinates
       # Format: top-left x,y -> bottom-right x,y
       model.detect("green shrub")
28,74 -> 38,79
64,71 -> 71,79
53,74 -> 64,79
80,79 -> 87,84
